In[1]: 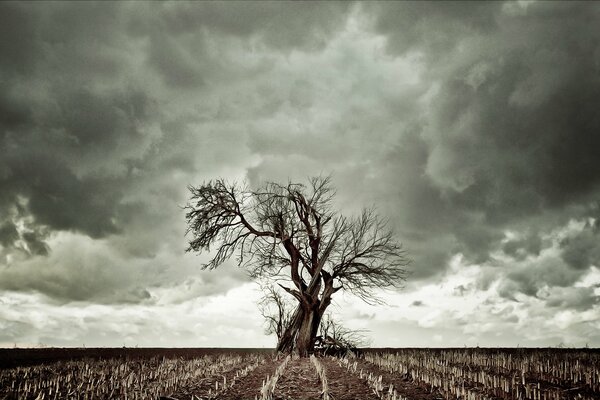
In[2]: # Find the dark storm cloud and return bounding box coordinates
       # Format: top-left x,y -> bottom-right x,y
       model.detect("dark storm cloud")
0,89 -> 147,239
366,1 -> 503,58
545,287 -> 600,312
242,2 -> 600,289
356,1 -> 600,279
20,231 -> 49,257
0,1 -> 356,304
0,2 -> 154,252
0,223 -> 19,249
502,233 -> 543,260
422,2 -> 600,209
498,257 -> 578,300
129,1 -> 353,89
150,1 -> 352,51
0,0 -> 352,234
0,3 -> 37,75
560,220 -> 600,270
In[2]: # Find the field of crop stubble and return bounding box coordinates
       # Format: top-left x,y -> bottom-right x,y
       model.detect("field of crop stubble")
1,347 -> 598,400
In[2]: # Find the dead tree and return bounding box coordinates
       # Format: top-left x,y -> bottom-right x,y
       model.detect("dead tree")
258,285 -> 294,342
260,286 -> 367,354
185,176 -> 409,356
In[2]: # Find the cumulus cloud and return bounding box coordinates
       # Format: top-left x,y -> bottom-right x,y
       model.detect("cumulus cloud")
334,255 -> 600,347
490,219 -> 600,304
0,283 -> 272,347
560,218 -> 600,270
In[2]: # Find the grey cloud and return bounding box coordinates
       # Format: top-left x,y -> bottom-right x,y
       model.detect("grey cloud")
0,2 -> 128,80
127,2 -> 353,89
0,251 -> 145,304
452,222 -> 503,264
545,287 -> 600,311
0,222 -> 19,248
21,231 -> 49,257
2,152 -> 123,238
499,256 -> 582,300
0,202 -> 49,257
147,34 -> 207,88
503,233 -> 543,259
469,215 -> 600,312
154,1 -> 353,51
0,3 -> 38,76
492,235 -> 597,307
365,1 -> 502,58
1,0 -> 357,250
0,181 -> 251,305
248,1 -> 600,282
0,84 -> 32,131
0,0 -> 314,234
420,2 -> 600,209
0,320 -> 31,343
560,222 -> 600,270
0,3 -> 160,254
360,1 -> 600,269
55,88 -> 152,151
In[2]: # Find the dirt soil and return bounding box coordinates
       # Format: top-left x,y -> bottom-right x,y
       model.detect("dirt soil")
0,348 -> 273,369
216,356 -> 280,400
320,357 -> 380,400
354,357 -> 444,400
215,357 -> 383,400
5,348 -> 599,400
272,358 -> 323,400
167,358 -> 263,399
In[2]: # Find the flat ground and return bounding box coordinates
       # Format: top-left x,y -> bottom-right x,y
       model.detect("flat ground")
2,348 -> 598,400
0,347 -> 273,369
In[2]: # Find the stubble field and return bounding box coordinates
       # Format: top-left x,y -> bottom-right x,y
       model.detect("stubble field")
1,347 -> 598,400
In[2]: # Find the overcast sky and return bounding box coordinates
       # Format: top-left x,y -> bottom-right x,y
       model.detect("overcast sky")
1,1 -> 600,348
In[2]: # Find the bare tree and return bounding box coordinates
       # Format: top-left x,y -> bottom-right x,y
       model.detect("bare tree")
185,176 -> 409,356
258,285 -> 294,342
259,285 -> 368,354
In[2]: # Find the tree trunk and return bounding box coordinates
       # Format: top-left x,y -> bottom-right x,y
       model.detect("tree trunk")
277,302 -> 326,357
295,305 -> 319,357
276,304 -> 303,353
276,281 -> 334,356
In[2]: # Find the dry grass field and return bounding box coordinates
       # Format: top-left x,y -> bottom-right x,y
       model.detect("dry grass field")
1,348 -> 598,399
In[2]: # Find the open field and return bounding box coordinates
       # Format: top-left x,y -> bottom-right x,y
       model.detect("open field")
0,348 -> 274,370
1,348 -> 599,400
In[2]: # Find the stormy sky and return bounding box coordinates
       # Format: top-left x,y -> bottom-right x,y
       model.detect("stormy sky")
1,1 -> 600,348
